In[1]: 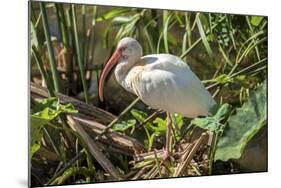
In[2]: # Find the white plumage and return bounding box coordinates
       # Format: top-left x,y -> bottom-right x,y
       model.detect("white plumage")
126,54 -> 216,117
99,37 -> 216,118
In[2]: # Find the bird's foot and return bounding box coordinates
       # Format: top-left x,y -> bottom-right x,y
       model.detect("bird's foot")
160,148 -> 170,165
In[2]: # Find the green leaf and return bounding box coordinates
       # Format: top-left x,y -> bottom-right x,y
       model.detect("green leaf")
250,16 -> 264,26
31,97 -> 77,158
192,104 -> 232,132
163,13 -> 173,53
112,119 -> 136,131
214,104 -> 232,120
96,8 -> 131,22
152,117 -> 167,135
196,14 -> 213,58
133,160 -> 154,169
131,109 -> 148,123
111,16 -> 131,24
192,117 -> 221,132
215,81 -> 267,161
215,74 -> 233,84
31,144 -> 41,158
173,113 -> 183,129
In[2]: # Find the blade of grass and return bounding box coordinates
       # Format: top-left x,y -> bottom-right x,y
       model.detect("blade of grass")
43,127 -> 65,163
96,8 -> 131,22
157,19 -> 177,53
82,5 -> 86,66
182,13 -> 192,62
71,5 -> 90,104
225,15 -> 237,50
163,12 -> 173,53
246,16 -> 261,61
218,43 -> 233,67
181,15 -> 226,59
45,149 -> 85,185
196,13 -> 213,58
88,6 -> 97,65
228,30 -> 265,76
40,2 -> 62,92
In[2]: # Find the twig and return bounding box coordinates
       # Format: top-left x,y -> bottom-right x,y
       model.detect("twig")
132,150 -> 164,164
95,97 -> 141,140
173,132 -> 209,177
137,110 -> 164,129
46,149 -> 85,185
131,165 -> 151,180
153,150 -> 163,178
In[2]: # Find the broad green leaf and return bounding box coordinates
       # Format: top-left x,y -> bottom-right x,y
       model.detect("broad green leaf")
112,119 -> 136,131
31,97 -> 77,158
250,16 -> 264,27
152,117 -> 167,135
192,117 -> 221,132
214,104 -> 232,120
215,81 -> 267,161
131,109 -> 148,123
192,104 -> 232,132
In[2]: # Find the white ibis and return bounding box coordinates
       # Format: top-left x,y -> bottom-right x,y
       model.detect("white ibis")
98,37 -> 216,160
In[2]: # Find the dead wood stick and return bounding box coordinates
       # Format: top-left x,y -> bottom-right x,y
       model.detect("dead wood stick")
72,115 -> 145,155
173,132 -> 209,177
67,115 -> 123,180
137,110 -> 164,129
131,165 -> 151,180
132,150 -> 164,164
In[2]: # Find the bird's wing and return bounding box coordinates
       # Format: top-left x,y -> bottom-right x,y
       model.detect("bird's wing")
126,54 -> 216,118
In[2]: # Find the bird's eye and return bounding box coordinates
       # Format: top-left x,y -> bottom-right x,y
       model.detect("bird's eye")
119,46 -> 126,52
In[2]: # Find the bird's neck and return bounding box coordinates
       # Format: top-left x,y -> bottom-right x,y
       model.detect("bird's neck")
114,59 -> 136,92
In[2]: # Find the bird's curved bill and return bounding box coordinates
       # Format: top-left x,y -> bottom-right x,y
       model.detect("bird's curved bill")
98,48 -> 122,102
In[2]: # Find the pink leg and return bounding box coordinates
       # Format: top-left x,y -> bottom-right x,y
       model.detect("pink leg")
163,112 -> 172,161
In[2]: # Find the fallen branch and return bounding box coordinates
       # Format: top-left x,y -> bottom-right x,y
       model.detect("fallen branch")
67,115 -> 123,180
72,114 -> 145,155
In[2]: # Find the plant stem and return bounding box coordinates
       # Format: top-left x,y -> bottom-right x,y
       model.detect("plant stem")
46,149 -> 86,185
71,5 -> 90,104
40,2 -> 62,92
95,97 -> 141,140
31,46 -> 55,96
